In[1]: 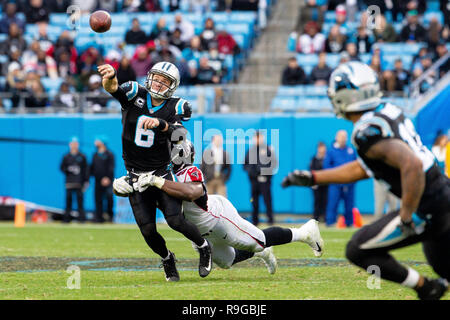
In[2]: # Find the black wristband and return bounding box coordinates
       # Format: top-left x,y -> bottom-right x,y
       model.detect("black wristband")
108,68 -> 117,80
156,119 -> 168,131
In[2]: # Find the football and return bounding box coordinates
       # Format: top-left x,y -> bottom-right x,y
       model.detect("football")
89,10 -> 111,33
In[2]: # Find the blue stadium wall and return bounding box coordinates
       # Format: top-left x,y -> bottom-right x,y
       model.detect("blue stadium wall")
0,113 -> 376,218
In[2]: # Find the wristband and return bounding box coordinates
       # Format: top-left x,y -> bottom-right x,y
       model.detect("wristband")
108,68 -> 117,80
152,176 -> 165,189
156,119 -> 168,131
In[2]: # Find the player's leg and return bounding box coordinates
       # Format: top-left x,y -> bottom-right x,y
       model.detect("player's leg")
325,185 -> 340,226
343,184 -> 355,227
129,190 -> 179,281
345,210 -> 435,296
157,189 -> 213,277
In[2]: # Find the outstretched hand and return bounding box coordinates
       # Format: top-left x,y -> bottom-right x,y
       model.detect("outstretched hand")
281,170 -> 315,188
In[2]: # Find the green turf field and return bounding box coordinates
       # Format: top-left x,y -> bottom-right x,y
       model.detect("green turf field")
0,222 -> 447,300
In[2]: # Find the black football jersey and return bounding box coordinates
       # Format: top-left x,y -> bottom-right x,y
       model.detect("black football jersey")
110,81 -> 192,171
351,102 -> 447,214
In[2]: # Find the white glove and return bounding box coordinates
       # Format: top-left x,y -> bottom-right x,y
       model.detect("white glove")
135,173 -> 165,192
113,176 -> 133,196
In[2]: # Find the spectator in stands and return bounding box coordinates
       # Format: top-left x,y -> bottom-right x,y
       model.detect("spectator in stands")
281,57 -> 307,85
200,18 -> 217,50
22,40 -> 40,67
339,51 -> 350,64
380,69 -> 398,92
24,0 -> 49,24
297,0 -> 327,31
48,31 -> 77,70
201,134 -> 231,198
25,78 -> 48,108
24,48 -> 58,79
0,1 -> 25,34
427,17 -> 445,51
7,66 -> 27,108
173,14 -> 195,43
323,130 -> 356,227
191,56 -> 221,85
411,46 -> 428,72
168,0 -> 181,11
105,50 -> 121,71
216,27 -> 240,55
122,0 -> 142,12
345,42 -> 360,61
310,52 -> 332,86
432,134 -> 449,174
86,74 -> 108,112
369,53 -> 382,78
60,136 -> 89,223
35,22 -> 53,52
355,26 -> 372,54
309,141 -> 328,222
296,21 -> 325,54
149,17 -> 170,40
53,81 -> 78,109
55,49 -> 73,78
48,0 -> 71,12
324,25 -> 347,53
77,47 -> 100,91
96,0 -> 117,12
400,0 -> 427,17
393,58 -> 411,91
435,41 -> 450,77
125,18 -> 149,45
130,45 -> 152,77
140,0 -> 161,12
117,56 -> 136,85
372,14 -> 397,43
399,10 -> 427,43
208,42 -> 227,80
169,28 -> 186,51
335,4 -> 349,35
0,22 -> 27,56
182,35 -> 204,62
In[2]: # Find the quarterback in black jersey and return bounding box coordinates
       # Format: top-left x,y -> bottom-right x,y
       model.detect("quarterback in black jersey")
282,61 -> 449,300
98,61 -> 212,281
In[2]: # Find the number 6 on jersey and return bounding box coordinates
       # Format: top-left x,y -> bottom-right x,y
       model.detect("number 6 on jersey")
135,116 -> 155,148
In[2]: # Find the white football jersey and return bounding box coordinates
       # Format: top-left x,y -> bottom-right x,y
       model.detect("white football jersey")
174,166 -> 222,234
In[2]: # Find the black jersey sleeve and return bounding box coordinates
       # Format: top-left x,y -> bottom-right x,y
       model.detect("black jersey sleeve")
173,98 -> 192,122
110,81 -> 139,109
352,118 -> 394,154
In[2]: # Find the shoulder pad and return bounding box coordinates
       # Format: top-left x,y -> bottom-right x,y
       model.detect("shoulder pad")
352,117 -> 393,152
121,81 -> 139,101
174,98 -> 192,121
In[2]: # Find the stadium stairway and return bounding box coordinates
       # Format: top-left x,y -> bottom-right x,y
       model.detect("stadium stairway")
229,0 -> 303,112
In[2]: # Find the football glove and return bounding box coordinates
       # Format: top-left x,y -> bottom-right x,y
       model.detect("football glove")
281,170 -> 315,188
135,173 -> 165,192
113,175 -> 133,197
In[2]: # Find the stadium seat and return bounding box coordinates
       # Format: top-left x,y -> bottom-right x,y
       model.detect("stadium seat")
277,86 -> 304,97
270,97 -> 298,112
381,54 -> 413,71
302,85 -> 328,96
296,54 -> 319,67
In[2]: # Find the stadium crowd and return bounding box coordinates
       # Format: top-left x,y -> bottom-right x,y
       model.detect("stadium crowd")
284,0 -> 450,95
0,0 -> 266,111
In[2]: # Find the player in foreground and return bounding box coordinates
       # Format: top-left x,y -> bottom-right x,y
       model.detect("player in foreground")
281,61 -> 449,300
114,140 -> 324,274
99,61 -> 212,282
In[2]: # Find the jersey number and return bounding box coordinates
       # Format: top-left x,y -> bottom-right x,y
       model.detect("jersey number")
135,116 -> 155,148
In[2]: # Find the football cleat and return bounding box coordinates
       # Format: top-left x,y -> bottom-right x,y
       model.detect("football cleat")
160,251 -> 180,282
417,278 -> 448,300
254,247 -> 277,275
299,219 -> 324,257
197,240 -> 213,278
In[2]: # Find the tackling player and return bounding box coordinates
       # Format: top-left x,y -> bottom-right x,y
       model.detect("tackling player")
114,140 -> 324,274
281,61 -> 449,300
98,62 -> 212,282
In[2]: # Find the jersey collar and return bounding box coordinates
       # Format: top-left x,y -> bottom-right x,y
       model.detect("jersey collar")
147,93 -> 167,114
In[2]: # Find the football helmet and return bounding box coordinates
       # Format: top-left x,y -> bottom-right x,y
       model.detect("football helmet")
145,61 -> 180,100
171,139 -> 195,172
327,61 -> 382,119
